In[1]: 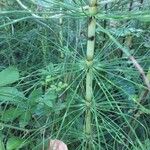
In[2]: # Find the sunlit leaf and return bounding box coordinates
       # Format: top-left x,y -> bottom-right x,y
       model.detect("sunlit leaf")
1,107 -> 23,122
0,67 -> 19,87
6,137 -> 24,150
0,87 -> 25,103
19,111 -> 32,128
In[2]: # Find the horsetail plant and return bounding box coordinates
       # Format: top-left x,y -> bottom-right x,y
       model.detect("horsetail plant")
85,0 -> 97,149
1,0 -> 150,149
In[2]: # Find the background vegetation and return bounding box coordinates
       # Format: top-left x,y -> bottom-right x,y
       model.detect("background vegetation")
0,0 -> 150,149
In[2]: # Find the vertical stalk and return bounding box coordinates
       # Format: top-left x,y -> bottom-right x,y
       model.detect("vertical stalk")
42,29 -> 48,66
85,0 -> 97,149
86,0 -> 97,61
122,0 -> 133,57
59,6 -> 64,58
103,3 -> 107,44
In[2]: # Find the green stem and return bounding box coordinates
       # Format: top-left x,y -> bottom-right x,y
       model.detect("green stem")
59,6 -> 64,58
85,0 -> 97,149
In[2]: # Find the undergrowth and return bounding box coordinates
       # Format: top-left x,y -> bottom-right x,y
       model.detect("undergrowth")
0,0 -> 150,150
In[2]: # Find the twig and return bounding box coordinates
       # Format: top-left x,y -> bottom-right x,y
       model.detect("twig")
129,56 -> 150,91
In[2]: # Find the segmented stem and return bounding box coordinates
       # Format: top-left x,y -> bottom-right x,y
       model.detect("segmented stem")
85,0 -> 97,149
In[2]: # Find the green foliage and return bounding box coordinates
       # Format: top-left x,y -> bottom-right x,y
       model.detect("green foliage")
0,87 -> 25,103
6,136 -> 25,150
1,107 -> 23,122
0,67 -> 19,86
0,0 -> 150,150
0,138 -> 5,150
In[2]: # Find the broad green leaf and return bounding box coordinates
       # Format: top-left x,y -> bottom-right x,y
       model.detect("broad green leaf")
41,90 -> 57,107
0,87 -> 25,103
0,67 -> 19,86
1,107 -> 23,122
28,88 -> 43,106
54,102 -> 66,113
29,88 -> 43,100
19,111 -> 32,128
43,99 -> 53,107
33,103 -> 46,116
6,137 -> 24,150
44,90 -> 57,101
